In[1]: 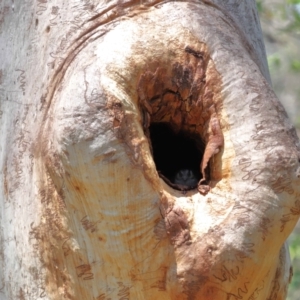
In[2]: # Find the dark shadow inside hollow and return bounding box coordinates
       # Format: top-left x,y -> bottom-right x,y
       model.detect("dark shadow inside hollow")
149,123 -> 205,189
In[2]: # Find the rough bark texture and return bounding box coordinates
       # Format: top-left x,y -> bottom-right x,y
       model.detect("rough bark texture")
0,0 -> 300,299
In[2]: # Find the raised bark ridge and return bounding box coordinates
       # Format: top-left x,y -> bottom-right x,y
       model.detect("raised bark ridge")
34,2 -> 300,299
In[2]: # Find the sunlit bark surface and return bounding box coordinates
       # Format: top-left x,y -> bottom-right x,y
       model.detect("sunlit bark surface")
0,0 -> 300,299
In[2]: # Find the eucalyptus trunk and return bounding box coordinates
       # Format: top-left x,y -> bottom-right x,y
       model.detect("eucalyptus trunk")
0,0 -> 299,299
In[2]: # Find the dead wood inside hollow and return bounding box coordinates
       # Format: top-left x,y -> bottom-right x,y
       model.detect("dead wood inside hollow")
137,48 -> 224,192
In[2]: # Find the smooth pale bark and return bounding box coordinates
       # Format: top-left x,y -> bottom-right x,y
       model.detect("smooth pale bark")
0,0 -> 300,299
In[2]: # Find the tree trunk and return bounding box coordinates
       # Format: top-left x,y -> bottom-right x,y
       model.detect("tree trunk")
1,0 -> 299,299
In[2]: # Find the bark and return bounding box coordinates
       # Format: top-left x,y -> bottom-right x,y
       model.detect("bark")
0,0 -> 300,299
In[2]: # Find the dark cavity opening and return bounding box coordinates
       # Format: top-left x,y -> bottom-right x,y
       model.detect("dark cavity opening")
149,123 -> 205,190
